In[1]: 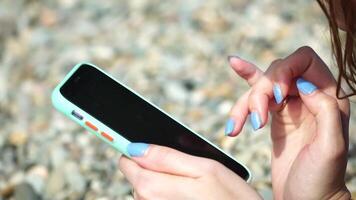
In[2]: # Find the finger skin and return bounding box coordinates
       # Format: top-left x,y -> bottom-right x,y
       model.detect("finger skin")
118,156 -> 191,199
228,56 -> 263,86
268,46 -> 350,144
119,153 -> 263,200
227,56 -> 265,134
228,58 -> 283,132
129,145 -> 215,178
271,46 -> 349,119
236,46 -> 349,132
296,80 -> 346,157
278,79 -> 349,200
228,91 -> 250,136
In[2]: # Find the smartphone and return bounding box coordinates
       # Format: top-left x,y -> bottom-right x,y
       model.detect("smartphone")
52,63 -> 251,181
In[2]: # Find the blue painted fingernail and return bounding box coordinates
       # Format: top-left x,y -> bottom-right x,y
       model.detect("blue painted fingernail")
127,143 -> 150,157
273,84 -> 283,104
250,112 -> 261,131
296,78 -> 317,95
224,118 -> 235,136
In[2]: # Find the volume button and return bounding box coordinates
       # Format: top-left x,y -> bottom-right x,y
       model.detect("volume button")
101,131 -> 114,142
85,121 -> 98,131
71,110 -> 83,120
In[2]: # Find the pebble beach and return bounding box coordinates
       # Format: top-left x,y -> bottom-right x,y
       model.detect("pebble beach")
0,0 -> 355,199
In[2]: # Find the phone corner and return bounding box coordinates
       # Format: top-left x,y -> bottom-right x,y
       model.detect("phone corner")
51,87 -> 61,109
75,61 -> 97,68
51,86 -> 71,114
246,169 -> 253,183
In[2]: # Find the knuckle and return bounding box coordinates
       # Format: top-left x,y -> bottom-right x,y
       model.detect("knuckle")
324,142 -> 347,161
270,58 -> 283,67
118,157 -> 124,169
248,89 -> 259,102
249,87 -> 261,98
134,172 -> 154,198
249,84 -> 271,101
319,96 -> 339,111
297,46 -> 316,56
202,159 -> 223,175
118,156 -> 128,171
150,145 -> 173,165
271,62 -> 288,76
136,186 -> 153,199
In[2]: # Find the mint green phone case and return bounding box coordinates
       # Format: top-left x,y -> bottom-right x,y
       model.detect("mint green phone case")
52,62 -> 131,156
52,62 -> 251,181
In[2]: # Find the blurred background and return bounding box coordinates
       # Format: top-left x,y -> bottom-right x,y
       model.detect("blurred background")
0,0 -> 355,199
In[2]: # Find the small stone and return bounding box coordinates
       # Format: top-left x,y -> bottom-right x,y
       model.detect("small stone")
217,100 -> 234,115
25,165 -> 48,194
40,8 -> 58,27
190,90 -> 205,105
9,172 -> 25,187
249,159 -> 265,182
44,167 -> 65,197
59,0 -> 78,8
0,183 -> 15,199
260,187 -> 273,200
0,131 -> 5,148
50,146 -> 68,168
8,131 -> 27,146
76,133 -> 90,147
90,45 -> 114,61
14,183 -> 41,200
163,81 -> 188,103
64,161 -> 86,194
346,177 -> 356,193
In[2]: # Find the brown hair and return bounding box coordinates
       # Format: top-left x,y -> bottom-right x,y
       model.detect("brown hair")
317,0 -> 356,98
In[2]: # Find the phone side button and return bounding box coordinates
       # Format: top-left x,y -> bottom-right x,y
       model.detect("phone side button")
101,131 -> 114,142
85,121 -> 98,131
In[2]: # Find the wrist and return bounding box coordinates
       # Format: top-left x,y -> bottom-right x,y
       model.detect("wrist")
327,186 -> 351,200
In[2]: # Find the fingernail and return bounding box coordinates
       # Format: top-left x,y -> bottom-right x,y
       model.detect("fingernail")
127,143 -> 150,157
296,78 -> 317,95
273,84 -> 283,104
224,118 -> 235,136
227,55 -> 241,62
250,112 -> 261,131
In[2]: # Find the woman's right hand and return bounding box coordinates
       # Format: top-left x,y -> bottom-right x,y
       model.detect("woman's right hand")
227,46 -> 351,200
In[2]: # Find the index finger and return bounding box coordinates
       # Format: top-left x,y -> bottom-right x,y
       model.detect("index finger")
228,55 -> 264,86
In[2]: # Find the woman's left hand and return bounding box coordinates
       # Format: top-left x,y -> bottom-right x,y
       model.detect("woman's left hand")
119,143 -> 262,200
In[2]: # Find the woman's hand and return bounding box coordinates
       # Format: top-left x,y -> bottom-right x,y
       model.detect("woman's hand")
119,143 -> 262,200
227,46 -> 351,200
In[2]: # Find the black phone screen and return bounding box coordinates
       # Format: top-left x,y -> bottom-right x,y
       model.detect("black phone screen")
60,64 -> 249,180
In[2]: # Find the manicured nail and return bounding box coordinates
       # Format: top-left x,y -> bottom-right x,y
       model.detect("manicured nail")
224,118 -> 235,136
127,143 -> 150,157
250,112 -> 261,131
296,78 -> 317,95
227,55 -> 241,62
273,84 -> 283,104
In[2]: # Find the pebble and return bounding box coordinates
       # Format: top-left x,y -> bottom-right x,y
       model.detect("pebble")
25,165 -> 48,194
14,183 -> 40,200
49,145 -> 68,168
0,0 -> 355,199
64,161 -> 86,195
259,187 -> 273,200
8,131 -> 28,146
44,167 -> 66,197
163,81 -> 189,103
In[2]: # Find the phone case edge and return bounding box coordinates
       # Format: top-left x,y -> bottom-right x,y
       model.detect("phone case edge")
51,62 -> 131,157
51,62 -> 252,182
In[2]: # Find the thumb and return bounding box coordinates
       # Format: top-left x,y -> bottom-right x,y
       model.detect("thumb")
126,143 -> 205,178
296,78 -> 346,155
